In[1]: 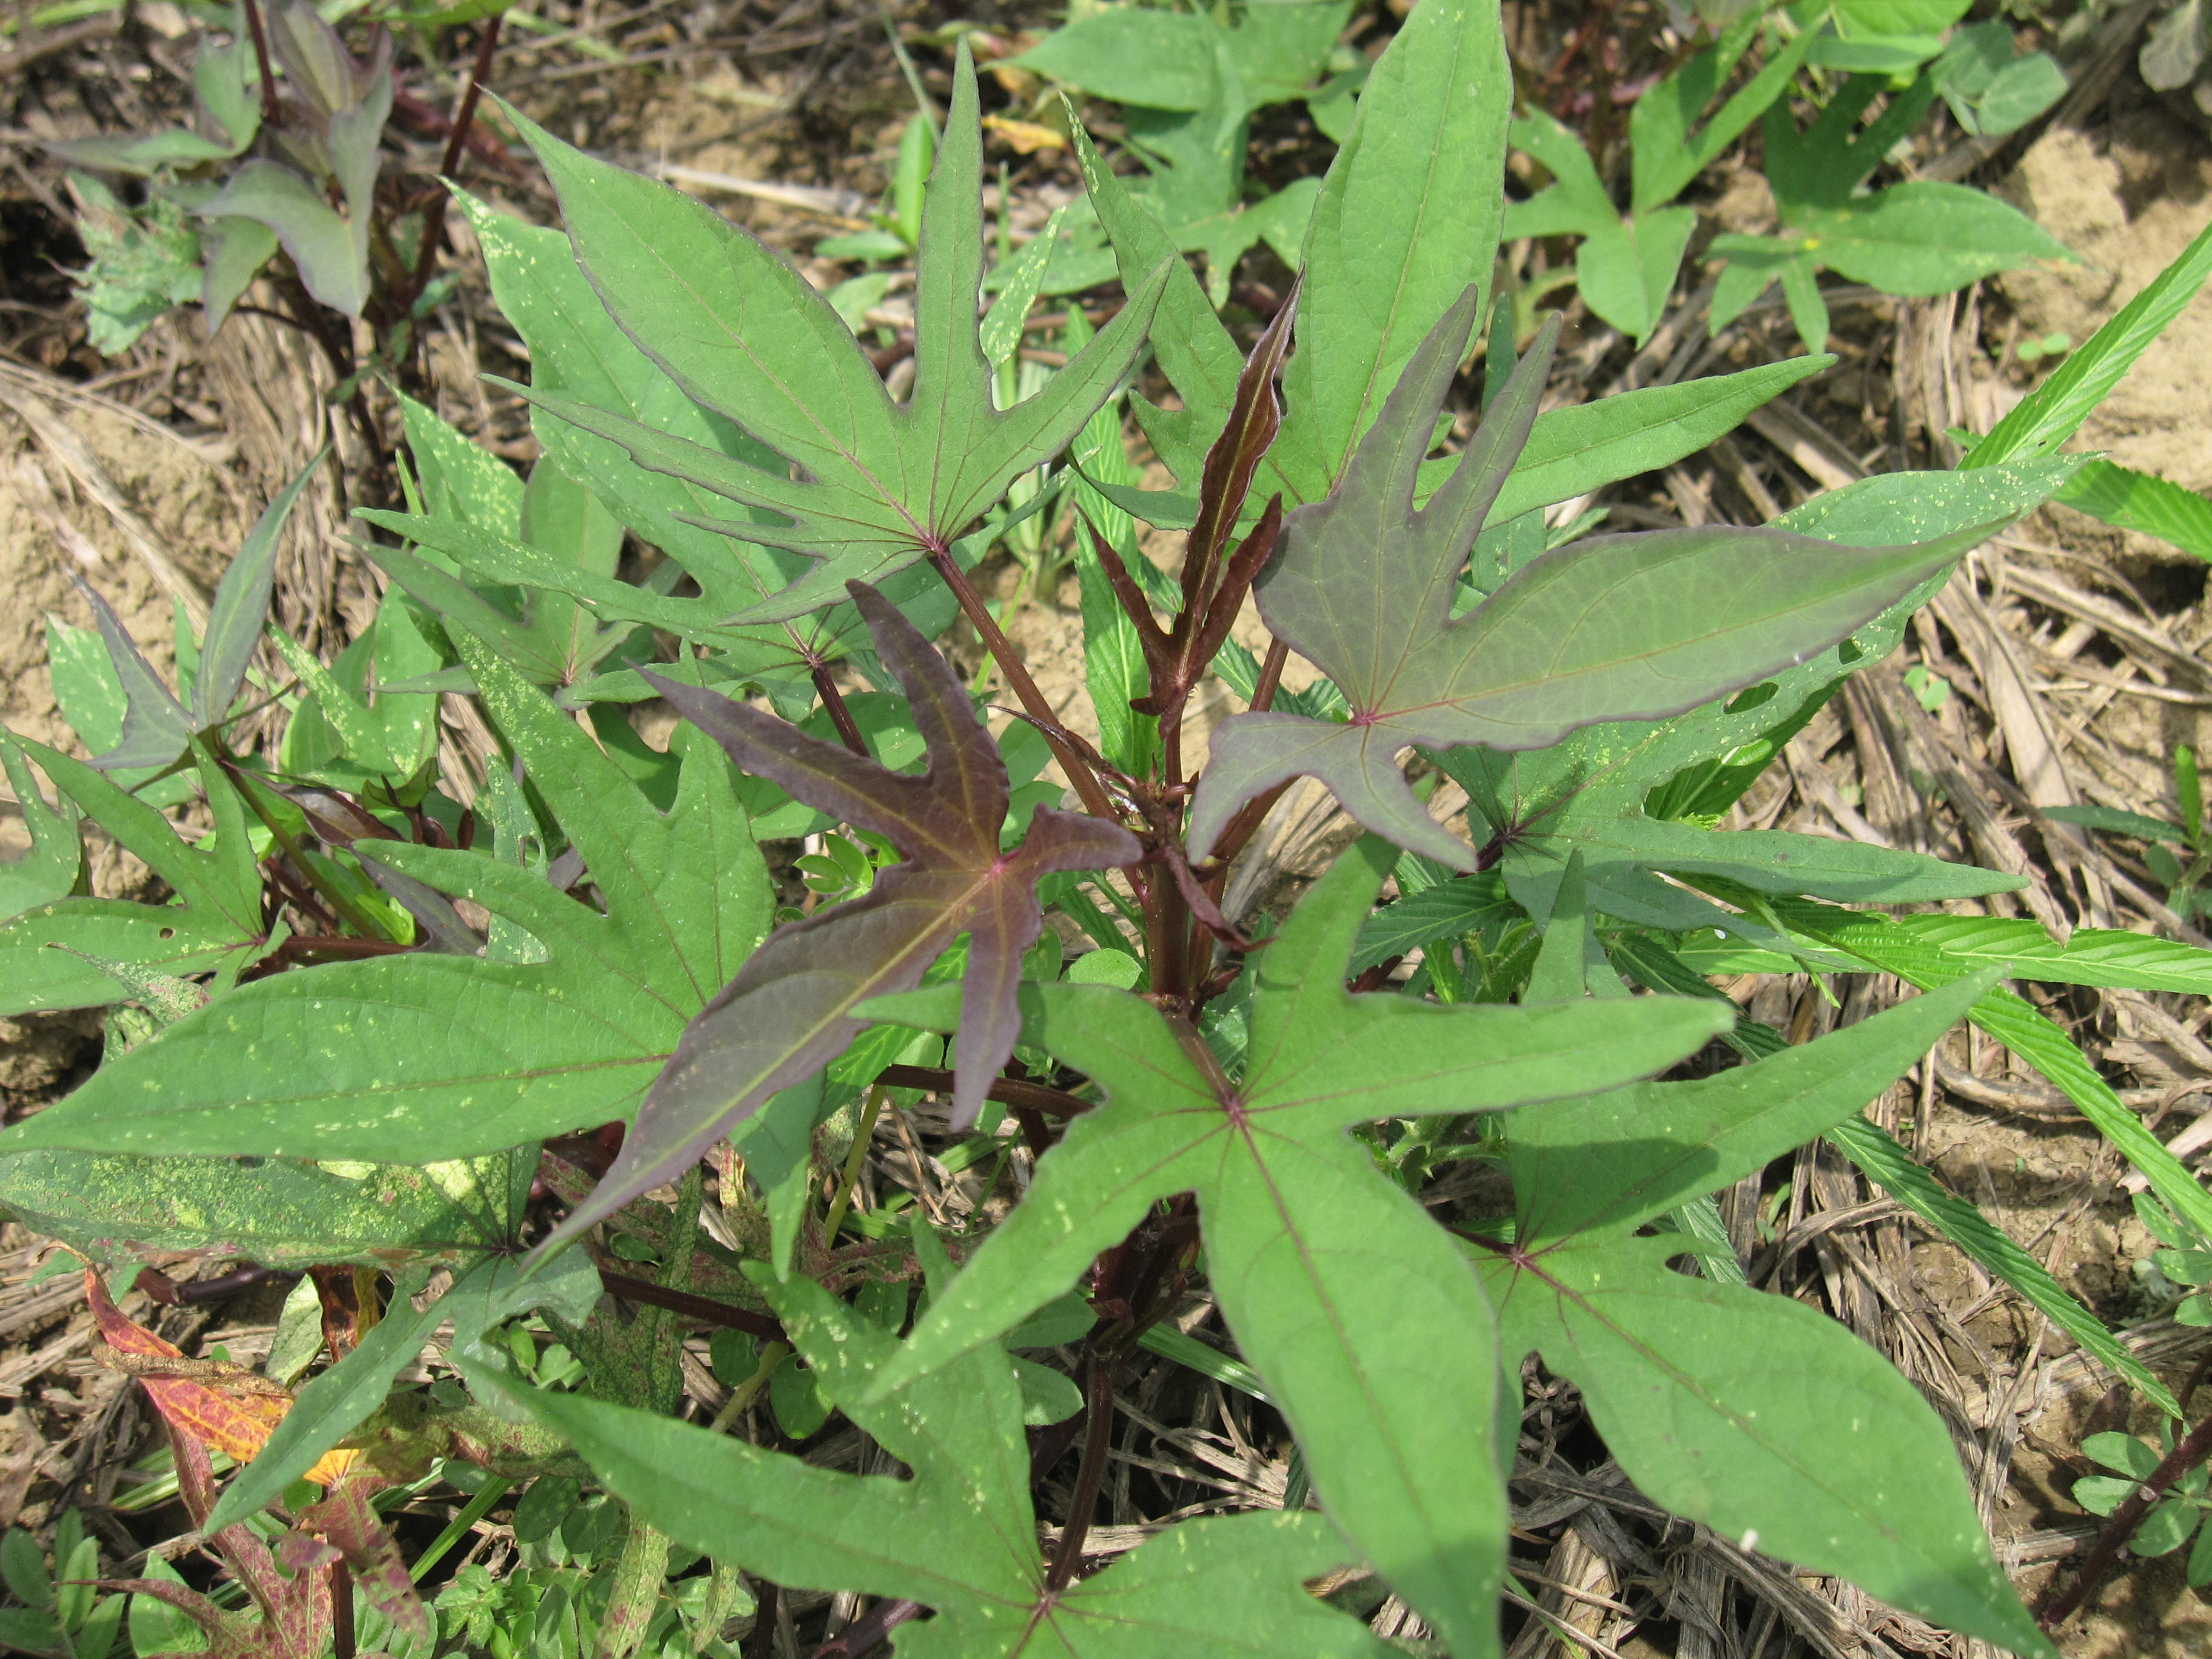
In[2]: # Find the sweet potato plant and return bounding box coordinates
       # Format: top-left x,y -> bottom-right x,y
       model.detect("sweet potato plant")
11,1 -> 2212,1654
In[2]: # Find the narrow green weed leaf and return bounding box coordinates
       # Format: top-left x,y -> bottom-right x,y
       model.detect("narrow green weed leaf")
3,643 -> 769,1163
2042,802 -> 2188,844
1632,942 -> 2191,1412
2052,458 -> 2212,561
1825,1114 -> 2180,1415
865,839 -> 1731,1651
493,45 -> 1167,623
530,583 -> 1140,1262
1773,897 -> 2212,1239
1352,871 -> 1517,972
492,1236 -> 1386,1656
1847,911 -> 2212,993
1968,215 -> 2212,467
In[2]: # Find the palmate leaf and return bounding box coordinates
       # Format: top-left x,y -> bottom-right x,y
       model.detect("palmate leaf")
532,581 -> 1141,1260
443,191 -> 965,686
0,739 -> 269,1016
1185,290 -> 2011,870
0,736 -> 81,922
860,840 -> 1735,1655
1431,458 -> 2080,916
1,631 -> 772,1165
1481,942 -> 2056,1657
1616,929 -> 2185,1413
492,1232 -> 1388,1658
489,42 -> 1167,626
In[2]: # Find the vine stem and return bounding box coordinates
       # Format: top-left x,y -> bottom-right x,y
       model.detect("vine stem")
1044,1357 -> 1119,1593
594,1269 -> 785,1342
808,1598 -> 923,1658
924,546 -> 1122,825
204,737 -> 385,939
811,662 -> 868,755
331,1561 -> 355,1659
820,1085 -> 887,1244
2039,1407 -> 2212,1629
874,1064 -> 1090,1119
406,16 -> 503,309
708,1341 -> 789,1434
240,0 -> 281,126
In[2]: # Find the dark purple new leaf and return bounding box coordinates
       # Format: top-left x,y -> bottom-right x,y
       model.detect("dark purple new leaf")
1186,284 -> 2015,869
534,581 -> 1139,1259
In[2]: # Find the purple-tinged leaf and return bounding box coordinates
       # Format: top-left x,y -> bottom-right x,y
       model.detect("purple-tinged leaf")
1186,284 -> 2016,869
195,451 -> 324,731
532,581 -> 1140,1261
69,574 -> 191,771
